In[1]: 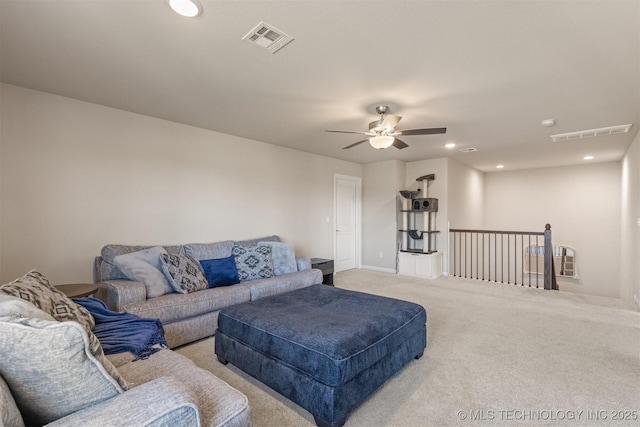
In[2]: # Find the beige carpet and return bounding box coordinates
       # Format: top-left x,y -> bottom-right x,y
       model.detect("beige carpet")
176,269 -> 640,426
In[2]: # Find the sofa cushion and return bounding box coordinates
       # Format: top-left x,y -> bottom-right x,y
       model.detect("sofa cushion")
97,244 -> 185,282
44,376 -> 201,427
232,244 -> 274,281
101,244 -> 185,264
258,241 -> 297,275
0,317 -> 125,426
184,240 -> 235,261
199,255 -> 240,288
160,253 -> 208,294
121,285 -> 251,324
0,374 -> 24,427
116,349 -> 251,427
113,246 -> 173,298
0,270 -> 95,331
243,269 -> 322,300
236,234 -> 280,247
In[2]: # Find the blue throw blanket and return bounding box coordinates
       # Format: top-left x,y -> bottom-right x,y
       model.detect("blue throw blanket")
74,297 -> 168,360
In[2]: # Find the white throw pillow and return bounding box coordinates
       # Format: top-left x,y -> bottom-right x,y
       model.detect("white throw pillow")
114,246 -> 173,298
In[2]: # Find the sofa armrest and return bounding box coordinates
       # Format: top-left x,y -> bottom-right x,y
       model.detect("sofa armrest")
295,256 -> 311,271
96,280 -> 147,312
45,377 -> 200,427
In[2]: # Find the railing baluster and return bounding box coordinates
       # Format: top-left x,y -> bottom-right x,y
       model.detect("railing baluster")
488,232 -> 491,281
476,232 -> 479,280
493,233 -> 498,283
507,234 -> 511,283
527,235 -> 531,287
448,226 -> 556,291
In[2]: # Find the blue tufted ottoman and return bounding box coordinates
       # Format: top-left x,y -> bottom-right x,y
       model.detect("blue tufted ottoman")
215,284 -> 427,427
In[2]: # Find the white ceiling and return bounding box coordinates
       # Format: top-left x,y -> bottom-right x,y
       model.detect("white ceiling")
1,0 -> 639,172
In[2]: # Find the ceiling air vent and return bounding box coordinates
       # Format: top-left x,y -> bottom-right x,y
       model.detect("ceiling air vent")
459,147 -> 478,153
550,124 -> 632,142
242,22 -> 294,54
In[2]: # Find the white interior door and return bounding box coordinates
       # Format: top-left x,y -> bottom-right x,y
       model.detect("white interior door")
334,175 -> 361,272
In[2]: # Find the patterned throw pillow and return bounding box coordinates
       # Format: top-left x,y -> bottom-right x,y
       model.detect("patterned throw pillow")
0,270 -> 95,332
232,244 -> 274,281
160,253 -> 208,294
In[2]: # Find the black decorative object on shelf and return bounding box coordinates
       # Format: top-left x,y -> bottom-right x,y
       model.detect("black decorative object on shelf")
407,230 -> 424,240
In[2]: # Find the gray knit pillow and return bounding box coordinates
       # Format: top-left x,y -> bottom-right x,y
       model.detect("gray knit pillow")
0,317 -> 125,425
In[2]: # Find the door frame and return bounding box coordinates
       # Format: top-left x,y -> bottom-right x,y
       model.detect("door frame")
333,174 -> 362,272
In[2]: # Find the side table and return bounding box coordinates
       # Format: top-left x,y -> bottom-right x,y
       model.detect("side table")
55,283 -> 98,298
310,258 -> 334,286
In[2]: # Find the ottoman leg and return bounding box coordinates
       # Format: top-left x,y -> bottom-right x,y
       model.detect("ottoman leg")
217,355 -> 228,365
314,415 -> 345,427
415,351 -> 424,360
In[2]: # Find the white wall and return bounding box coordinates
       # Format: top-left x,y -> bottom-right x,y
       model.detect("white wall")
620,132 -> 640,304
447,158 -> 484,229
483,162 -> 622,298
0,84 -> 362,284
362,160 -> 404,271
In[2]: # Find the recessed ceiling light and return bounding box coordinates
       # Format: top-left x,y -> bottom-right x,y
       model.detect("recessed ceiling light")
496,164 -> 504,169
445,143 -> 456,149
168,0 -> 201,17
583,155 -> 594,160
541,119 -> 556,127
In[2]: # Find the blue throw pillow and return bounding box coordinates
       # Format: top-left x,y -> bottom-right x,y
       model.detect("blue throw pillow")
199,256 -> 240,288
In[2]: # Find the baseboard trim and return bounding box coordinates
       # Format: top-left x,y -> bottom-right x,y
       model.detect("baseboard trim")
359,265 -> 397,274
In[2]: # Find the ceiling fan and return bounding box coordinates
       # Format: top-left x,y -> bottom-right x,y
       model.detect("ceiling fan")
325,105 -> 446,150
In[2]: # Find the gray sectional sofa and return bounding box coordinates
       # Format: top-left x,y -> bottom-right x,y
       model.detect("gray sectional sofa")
1,271 -> 252,427
94,235 -> 323,348
2,236 -> 321,426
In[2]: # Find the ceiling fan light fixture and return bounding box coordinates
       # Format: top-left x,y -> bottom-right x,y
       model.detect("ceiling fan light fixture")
369,135 -> 395,149
168,0 -> 201,17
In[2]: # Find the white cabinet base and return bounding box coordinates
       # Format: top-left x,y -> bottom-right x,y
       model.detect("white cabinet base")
398,252 -> 443,279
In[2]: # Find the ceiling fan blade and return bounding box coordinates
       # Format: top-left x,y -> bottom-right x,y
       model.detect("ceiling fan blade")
393,139 -> 409,149
325,129 -> 368,135
343,139 -> 368,149
400,127 -> 447,136
381,114 -> 401,130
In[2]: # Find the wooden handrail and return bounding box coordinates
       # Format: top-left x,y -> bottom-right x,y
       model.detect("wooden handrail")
449,229 -> 544,236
